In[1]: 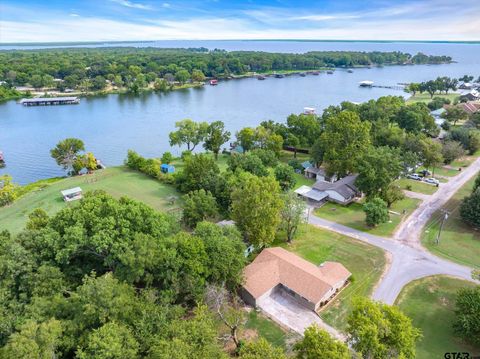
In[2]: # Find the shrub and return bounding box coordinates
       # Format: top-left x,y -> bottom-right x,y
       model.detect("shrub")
161,151 -> 174,164
250,148 -> 278,167
363,197 -> 389,227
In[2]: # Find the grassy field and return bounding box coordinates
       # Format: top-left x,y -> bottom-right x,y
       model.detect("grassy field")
277,224 -> 386,331
396,178 -> 438,195
243,310 -> 292,348
419,165 -> 460,178
406,93 -> 459,104
422,176 -> 480,269
314,197 -> 421,237
0,166 -> 180,234
396,276 -> 479,359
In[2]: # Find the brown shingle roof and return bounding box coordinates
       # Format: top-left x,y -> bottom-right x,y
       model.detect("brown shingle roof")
243,247 -> 351,304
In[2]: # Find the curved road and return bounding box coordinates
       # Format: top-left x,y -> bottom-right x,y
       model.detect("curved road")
308,156 -> 480,304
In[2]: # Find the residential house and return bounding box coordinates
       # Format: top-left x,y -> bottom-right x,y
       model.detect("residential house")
295,173 -> 360,205
241,247 -> 351,311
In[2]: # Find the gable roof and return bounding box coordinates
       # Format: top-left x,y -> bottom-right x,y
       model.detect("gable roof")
312,174 -> 359,199
243,247 -> 351,304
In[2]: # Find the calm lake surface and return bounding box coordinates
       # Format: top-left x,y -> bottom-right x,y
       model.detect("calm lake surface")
1,41 -> 479,184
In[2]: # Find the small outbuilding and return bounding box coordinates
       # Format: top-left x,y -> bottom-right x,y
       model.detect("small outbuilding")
161,164 -> 175,174
61,187 -> 83,202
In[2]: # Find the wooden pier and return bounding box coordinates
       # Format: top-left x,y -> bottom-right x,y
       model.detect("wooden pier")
20,97 -> 80,106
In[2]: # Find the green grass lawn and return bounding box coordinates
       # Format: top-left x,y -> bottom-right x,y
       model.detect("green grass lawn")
406,93 -> 459,104
314,197 -> 421,237
422,176 -> 480,269
277,224 -> 386,331
396,178 -> 438,195
418,165 -> 460,178
244,310 -> 291,348
0,166 -> 180,234
279,150 -> 311,164
395,276 -> 479,359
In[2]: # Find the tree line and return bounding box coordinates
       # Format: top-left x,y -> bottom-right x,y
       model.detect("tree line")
407,74 -> 480,99
0,47 -> 451,93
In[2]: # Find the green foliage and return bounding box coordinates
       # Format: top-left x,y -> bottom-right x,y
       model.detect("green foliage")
396,102 -> 437,135
274,163 -> 297,191
280,192 -> 306,243
453,286 -> 480,346
285,113 -> 322,147
363,197 -> 389,227
76,322 -> 139,359
203,121 -> 230,159
50,137 -> 86,175
175,153 -> 220,193
442,106 -> 468,126
161,151 -> 173,164
231,172 -> 283,248
0,175 -> 18,207
420,138 -> 444,172
446,128 -> 480,155
355,146 -> 403,200
320,111 -> 371,177
441,140 -> 465,164
26,208 -> 49,230
0,84 -> 24,101
182,189 -> 218,228
0,319 -> 62,359
174,69 -> 190,84
460,188 -> 480,228
236,127 -> 256,152
427,96 -> 451,111
169,119 -> 208,151
250,149 -> 278,167
194,222 -> 246,288
383,184 -> 405,208
347,297 -> 421,359
228,153 -> 269,177
239,338 -> 287,359
294,325 -> 350,359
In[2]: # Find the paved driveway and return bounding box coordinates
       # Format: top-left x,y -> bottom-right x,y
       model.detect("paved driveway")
257,288 -> 344,340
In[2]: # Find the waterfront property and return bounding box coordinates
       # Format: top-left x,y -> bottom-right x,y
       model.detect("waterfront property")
61,187 -> 83,202
20,97 -> 80,106
241,247 -> 351,312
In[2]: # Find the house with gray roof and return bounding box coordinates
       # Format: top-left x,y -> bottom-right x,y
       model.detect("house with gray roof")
295,174 -> 360,205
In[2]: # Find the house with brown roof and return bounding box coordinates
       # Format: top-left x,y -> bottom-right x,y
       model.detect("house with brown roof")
241,247 -> 351,311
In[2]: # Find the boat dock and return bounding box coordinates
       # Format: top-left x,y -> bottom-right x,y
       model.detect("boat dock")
20,97 -> 80,106
359,81 -> 404,90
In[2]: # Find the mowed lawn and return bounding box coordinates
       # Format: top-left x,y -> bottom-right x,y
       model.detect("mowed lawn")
278,224 -> 386,331
0,166 -> 180,234
314,197 -> 421,237
396,178 -> 438,195
406,93 -> 459,104
396,276 -> 479,359
243,310 -> 294,349
422,176 -> 480,269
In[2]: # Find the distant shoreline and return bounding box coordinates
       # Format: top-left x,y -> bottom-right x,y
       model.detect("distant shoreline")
1,39 -> 479,48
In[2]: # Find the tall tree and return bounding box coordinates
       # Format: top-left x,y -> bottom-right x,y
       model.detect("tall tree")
203,121 -> 230,160
320,111 -> 371,177
169,119 -> 208,151
50,137 -> 85,175
294,325 -> 350,359
355,146 -> 403,200
363,197 -> 389,227
231,173 -> 283,248
460,188 -> 480,228
236,127 -> 256,152
347,297 -> 421,359
274,163 -> 297,191
182,189 -> 219,228
0,175 -> 18,207
280,192 -> 306,243
420,138 -> 444,175
442,106 -> 468,126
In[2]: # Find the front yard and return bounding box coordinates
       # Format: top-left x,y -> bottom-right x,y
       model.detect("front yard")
396,178 -> 438,195
422,176 -> 480,269
396,276 -> 479,359
278,224 -> 386,331
314,197 -> 421,237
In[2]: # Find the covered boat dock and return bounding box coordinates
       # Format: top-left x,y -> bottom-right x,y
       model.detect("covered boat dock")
20,97 -> 80,106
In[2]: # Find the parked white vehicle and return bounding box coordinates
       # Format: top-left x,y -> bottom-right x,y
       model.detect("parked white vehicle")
424,178 -> 440,185
407,174 -> 422,181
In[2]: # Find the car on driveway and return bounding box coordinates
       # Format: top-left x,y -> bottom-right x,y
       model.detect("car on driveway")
419,169 -> 431,177
424,178 -> 440,185
407,174 -> 422,181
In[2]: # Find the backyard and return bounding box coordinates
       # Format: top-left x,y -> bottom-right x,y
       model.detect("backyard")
0,166 -> 181,234
314,197 -> 421,237
422,176 -> 480,269
406,92 -> 459,104
396,276 -> 479,359
277,224 -> 386,331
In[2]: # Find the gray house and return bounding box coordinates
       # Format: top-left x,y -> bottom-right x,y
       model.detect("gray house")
296,174 -> 360,205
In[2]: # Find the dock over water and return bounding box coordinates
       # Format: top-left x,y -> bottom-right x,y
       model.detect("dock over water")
20,97 -> 80,106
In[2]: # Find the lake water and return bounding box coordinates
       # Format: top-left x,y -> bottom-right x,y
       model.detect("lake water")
1,41 -> 479,184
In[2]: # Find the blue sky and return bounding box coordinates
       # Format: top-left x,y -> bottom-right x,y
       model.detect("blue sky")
1,0 -> 479,43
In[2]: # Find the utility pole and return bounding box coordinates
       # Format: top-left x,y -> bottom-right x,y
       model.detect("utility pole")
436,209 -> 449,245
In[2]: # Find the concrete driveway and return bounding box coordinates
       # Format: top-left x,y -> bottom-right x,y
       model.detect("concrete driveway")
257,288 -> 344,340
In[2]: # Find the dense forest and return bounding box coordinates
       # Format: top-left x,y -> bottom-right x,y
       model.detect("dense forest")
0,47 -> 452,92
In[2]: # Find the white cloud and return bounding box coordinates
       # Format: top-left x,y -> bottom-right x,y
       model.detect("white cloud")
109,0 -> 152,10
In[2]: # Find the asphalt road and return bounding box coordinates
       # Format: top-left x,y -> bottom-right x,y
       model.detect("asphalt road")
308,156 -> 480,304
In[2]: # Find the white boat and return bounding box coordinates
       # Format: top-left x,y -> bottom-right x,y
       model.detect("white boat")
304,107 -> 316,115
359,80 -> 374,87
